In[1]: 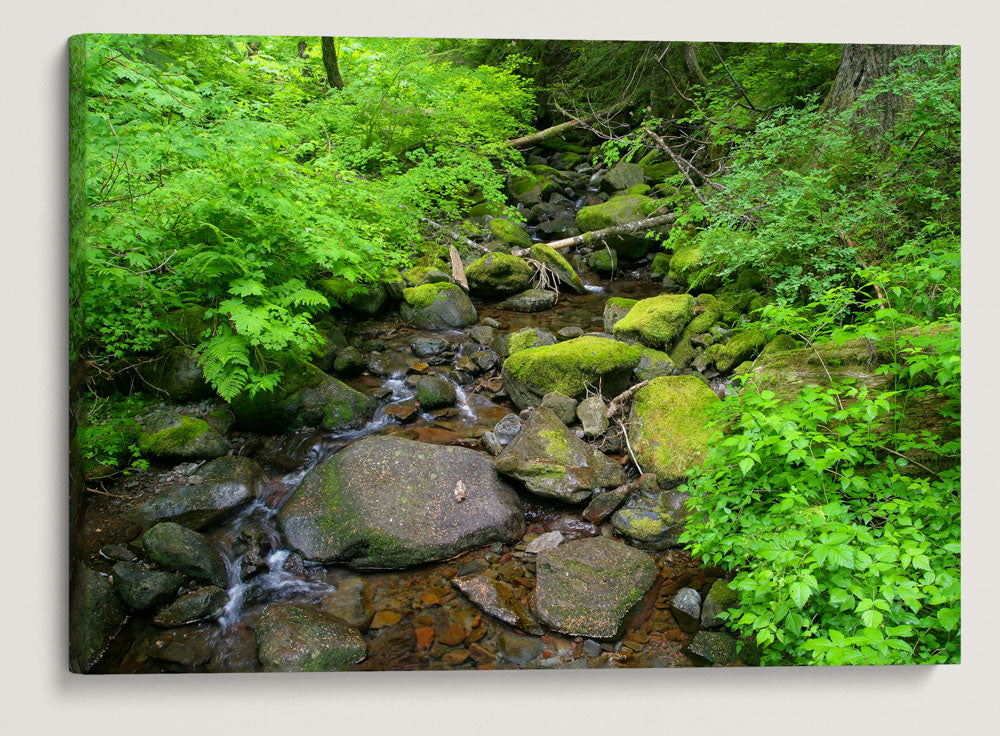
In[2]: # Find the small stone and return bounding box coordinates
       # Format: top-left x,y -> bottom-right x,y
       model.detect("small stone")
414,626 -> 436,650
99,544 -> 137,563
420,592 -> 441,606
576,395 -> 609,438
370,610 -> 403,629
481,431 -> 503,456
582,639 -> 602,657
671,587 -> 702,632
256,603 -> 366,672
524,530 -> 564,554
557,326 -> 585,341
701,579 -> 739,629
541,392 -> 579,425
153,586 -> 228,627
492,413 -> 523,444
321,578 -> 375,629
441,649 -> 470,665
582,482 -> 634,524
438,623 -> 467,646
384,401 -> 419,423
684,630 -> 743,666
482,317 -> 501,329
498,631 -> 543,664
410,336 -> 449,357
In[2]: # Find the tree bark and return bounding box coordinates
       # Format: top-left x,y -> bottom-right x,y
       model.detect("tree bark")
682,43 -> 709,89
512,212 -> 675,256
321,37 -> 345,90
507,118 -> 587,149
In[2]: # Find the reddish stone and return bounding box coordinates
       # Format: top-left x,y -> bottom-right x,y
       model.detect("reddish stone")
414,626 -> 435,650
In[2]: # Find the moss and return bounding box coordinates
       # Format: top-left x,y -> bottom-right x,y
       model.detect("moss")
634,347 -> 677,381
489,218 -> 532,248
667,244 -> 705,286
607,296 -> 637,309
539,428 -> 572,462
503,335 -> 642,401
603,297 -> 637,333
622,183 -> 652,196
733,361 -> 753,375
714,326 -> 767,373
527,164 -> 561,177
613,293 -> 695,349
650,252 -> 671,276
629,376 -> 720,485
510,173 -> 542,196
641,160 -> 680,183
466,252 -> 534,296
507,329 -> 541,356
748,294 -> 771,315
468,201 -> 503,219
668,334 -> 698,369
556,151 -> 583,167
625,514 -> 667,538
736,268 -> 765,291
316,278 -> 386,314
587,249 -> 617,272
575,195 -> 659,233
687,293 -> 723,334
139,415 -> 215,458
530,243 -> 587,294
402,281 -> 462,309
760,334 -> 799,359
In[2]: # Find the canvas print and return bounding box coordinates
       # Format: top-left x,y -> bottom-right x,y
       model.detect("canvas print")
68,35 -> 960,673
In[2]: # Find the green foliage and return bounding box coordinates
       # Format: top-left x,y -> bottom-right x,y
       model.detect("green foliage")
79,34 -> 533,399
77,393 -> 155,478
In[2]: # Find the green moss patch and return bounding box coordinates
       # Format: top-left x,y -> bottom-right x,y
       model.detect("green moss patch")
613,293 -> 694,349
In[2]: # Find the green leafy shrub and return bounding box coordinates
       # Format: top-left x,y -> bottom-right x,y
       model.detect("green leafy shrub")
77,393 -> 156,479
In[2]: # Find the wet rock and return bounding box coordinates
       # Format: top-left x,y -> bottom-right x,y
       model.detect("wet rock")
540,391 -> 579,426
231,356 -> 376,435
69,564 -> 127,673
671,587 -> 702,632
457,557 -> 489,577
472,350 -> 501,373
701,579 -> 738,629
256,603 -> 367,672
384,400 -> 419,423
234,524 -> 269,579
684,631 -> 742,666
415,374 -> 457,409
321,578 -> 375,629
367,350 -> 410,377
468,324 -> 497,350
576,395 -> 609,438
401,282 -> 478,330
627,376 -> 720,485
498,631 -> 544,665
600,160 -> 646,193
332,346 -> 365,377
530,243 -> 588,294
153,586 -> 228,627
147,626 -> 215,667
452,574 -> 543,634
411,336 -> 449,357
557,326 -> 585,341
111,561 -> 185,610
612,489 -> 691,549
587,248 -> 618,273
502,335 -> 642,410
99,544 -> 137,563
534,537 -> 657,639
138,410 -> 228,462
524,530 -> 564,554
497,288 -> 558,313
141,522 -> 227,586
549,515 -> 600,538
481,431 -> 503,456
130,456 -> 262,530
492,413 -> 523,444
582,482 -> 633,524
494,407 -> 623,503
278,435 -> 524,568
582,639 -> 602,657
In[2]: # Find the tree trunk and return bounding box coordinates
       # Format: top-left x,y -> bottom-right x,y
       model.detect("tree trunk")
512,212 -> 676,256
507,118 -> 588,149
682,43 -> 709,89
321,37 -> 345,90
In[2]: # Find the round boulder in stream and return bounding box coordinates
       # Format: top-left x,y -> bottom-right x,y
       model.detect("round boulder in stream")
277,435 -> 525,569
533,537 -> 658,639
400,282 -> 478,329
256,603 -> 367,672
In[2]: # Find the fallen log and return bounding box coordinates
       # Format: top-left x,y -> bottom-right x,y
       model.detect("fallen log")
449,244 -> 470,292
512,211 -> 675,256
507,118 -> 588,149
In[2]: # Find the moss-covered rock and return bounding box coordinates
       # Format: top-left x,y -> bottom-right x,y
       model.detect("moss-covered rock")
256,603 -> 367,672
308,318 -> 349,373
603,296 -> 636,333
402,263 -> 453,288
736,268 -> 765,292
650,251 -> 672,276
153,586 -> 228,627
138,411 -> 228,462
701,579 -> 739,629
277,435 -> 525,568
111,561 -> 185,611
689,293 -> 723,334
641,160 -> 680,183
540,391 -> 579,425
489,218 -> 533,248
587,248 -> 618,273
713,326 -> 767,373
141,522 -> 227,587
668,244 -> 719,290
466,252 -> 535,297
502,335 -> 642,409
495,406 -> 623,503
468,201 -> 504,220
415,374 -> 457,409
231,357 -> 375,435
613,293 -> 695,350
69,564 -> 127,673
575,195 -> 662,259
534,537 -> 658,639
760,333 -> 800,359
401,282 -> 478,329
138,347 -> 213,402
530,243 -> 588,294
509,172 -> 558,205
600,160 -> 646,193
611,489 -> 690,549
130,456 -> 263,530
503,327 -> 557,358
316,278 -> 387,315
628,376 -> 720,486
748,294 -> 771,315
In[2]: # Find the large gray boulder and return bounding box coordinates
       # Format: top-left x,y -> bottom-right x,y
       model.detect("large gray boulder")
400,282 -> 477,329
494,407 -> 623,503
466,252 -> 536,297
130,457 -> 263,530
277,436 -> 525,569
534,537 -> 658,639
140,522 -> 227,587
111,561 -> 185,610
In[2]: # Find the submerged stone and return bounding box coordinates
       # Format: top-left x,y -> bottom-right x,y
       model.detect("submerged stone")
111,561 -> 185,611
534,537 -> 657,639
321,578 -> 375,629
277,435 -> 524,569
452,574 -> 543,634
256,603 -> 367,672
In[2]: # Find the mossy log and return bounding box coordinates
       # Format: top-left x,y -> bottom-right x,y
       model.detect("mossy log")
512,212 -> 675,256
